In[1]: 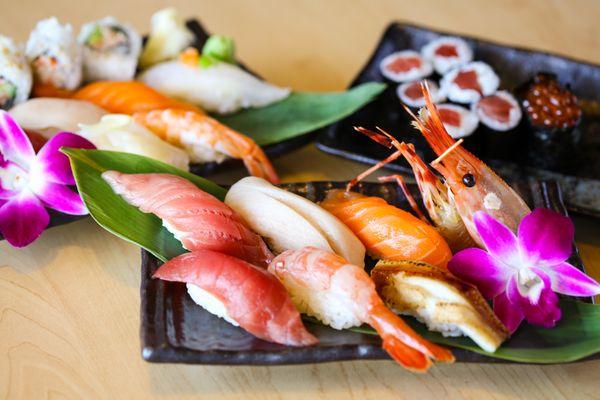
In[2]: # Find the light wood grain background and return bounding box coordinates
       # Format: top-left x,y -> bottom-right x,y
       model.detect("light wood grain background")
1,1 -> 599,399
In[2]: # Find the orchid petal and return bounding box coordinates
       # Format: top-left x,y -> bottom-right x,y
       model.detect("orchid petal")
31,180 -> 87,215
507,270 -> 561,329
493,291 -> 523,334
0,159 -> 25,199
544,261 -> 600,297
31,132 -> 95,185
518,208 -> 574,266
474,211 -> 521,267
0,111 -> 35,168
448,248 -> 512,299
0,191 -> 49,247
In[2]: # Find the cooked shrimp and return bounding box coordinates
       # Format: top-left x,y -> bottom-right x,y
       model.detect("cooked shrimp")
269,247 -> 454,371
410,83 -> 530,245
133,108 -> 279,184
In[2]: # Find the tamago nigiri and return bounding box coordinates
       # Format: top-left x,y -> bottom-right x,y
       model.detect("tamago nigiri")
154,249 -> 317,347
268,247 -> 454,371
102,171 -> 273,266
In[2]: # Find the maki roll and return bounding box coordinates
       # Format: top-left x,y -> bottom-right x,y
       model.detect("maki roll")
26,18 -> 82,91
440,61 -> 499,104
0,35 -> 32,110
435,103 -> 479,139
516,73 -> 582,172
473,91 -> 523,161
79,17 -> 142,82
379,50 -> 433,83
397,79 -> 445,108
421,36 -> 473,75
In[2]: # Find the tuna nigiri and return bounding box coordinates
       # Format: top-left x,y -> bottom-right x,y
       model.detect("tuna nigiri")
154,249 -> 317,347
320,189 -> 452,268
102,171 -> 273,266
139,56 -> 290,114
225,177 -> 365,265
9,98 -> 107,139
72,80 -> 202,115
133,109 -> 279,184
268,247 -> 454,371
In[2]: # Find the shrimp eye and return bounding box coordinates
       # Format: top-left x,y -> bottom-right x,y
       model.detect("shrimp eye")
462,173 -> 476,187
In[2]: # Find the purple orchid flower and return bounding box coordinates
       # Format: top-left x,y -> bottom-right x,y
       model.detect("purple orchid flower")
448,208 -> 600,334
0,111 -> 95,247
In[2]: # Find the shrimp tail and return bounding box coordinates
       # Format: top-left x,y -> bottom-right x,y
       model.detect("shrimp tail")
243,147 -> 280,185
369,304 -> 455,365
382,336 -> 432,372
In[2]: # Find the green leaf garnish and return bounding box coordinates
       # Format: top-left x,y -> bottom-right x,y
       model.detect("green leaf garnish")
216,82 -> 386,146
200,35 -> 236,68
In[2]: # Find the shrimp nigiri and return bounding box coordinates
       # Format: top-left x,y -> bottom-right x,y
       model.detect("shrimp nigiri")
72,80 -> 202,115
133,109 -> 279,184
102,171 -> 273,266
410,83 -> 530,245
154,249 -> 317,347
268,247 -> 454,371
320,189 -> 452,268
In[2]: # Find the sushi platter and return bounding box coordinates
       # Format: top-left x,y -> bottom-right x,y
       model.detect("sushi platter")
140,180 -> 596,365
317,22 -> 600,217
2,7 -> 600,373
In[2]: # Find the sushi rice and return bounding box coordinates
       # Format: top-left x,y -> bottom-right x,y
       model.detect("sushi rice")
0,35 -> 32,110
79,16 -> 142,82
379,50 -> 433,83
26,17 -> 82,90
186,283 -> 239,326
440,61 -> 499,104
421,36 -> 473,75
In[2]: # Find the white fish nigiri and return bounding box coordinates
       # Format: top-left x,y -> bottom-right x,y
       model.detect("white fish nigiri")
138,60 -> 290,114
9,98 -> 107,139
225,177 -> 366,266
77,114 -> 189,170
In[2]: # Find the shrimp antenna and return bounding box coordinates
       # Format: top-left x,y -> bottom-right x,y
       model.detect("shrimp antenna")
431,138 -> 464,165
378,174 -> 428,222
345,150 -> 402,192
354,126 -> 394,148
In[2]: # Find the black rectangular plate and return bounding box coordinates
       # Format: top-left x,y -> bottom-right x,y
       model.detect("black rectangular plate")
316,22 -> 600,218
140,179 -> 595,365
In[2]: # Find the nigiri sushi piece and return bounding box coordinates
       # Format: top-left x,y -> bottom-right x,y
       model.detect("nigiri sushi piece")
268,247 -> 454,371
138,59 -> 290,114
26,18 -> 82,91
225,177 -> 365,265
72,80 -> 202,115
371,260 -> 509,353
102,171 -> 273,266
133,109 -> 279,184
77,114 -> 189,170
154,249 -> 317,347
139,7 -> 194,69
78,16 -> 142,82
9,98 -> 107,139
0,35 -> 32,110
320,190 -> 452,268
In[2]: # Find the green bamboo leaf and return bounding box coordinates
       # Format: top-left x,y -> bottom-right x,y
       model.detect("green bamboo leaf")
62,148 -> 227,262
217,82 -> 386,146
346,299 -> 600,363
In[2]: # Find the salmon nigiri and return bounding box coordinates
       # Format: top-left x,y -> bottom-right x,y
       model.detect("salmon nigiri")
268,247 -> 454,371
133,109 -> 279,184
72,81 -> 202,115
102,171 -> 273,266
154,249 -> 317,347
320,190 -> 452,268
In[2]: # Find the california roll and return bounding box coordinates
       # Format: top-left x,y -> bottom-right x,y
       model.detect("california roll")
0,35 -> 32,110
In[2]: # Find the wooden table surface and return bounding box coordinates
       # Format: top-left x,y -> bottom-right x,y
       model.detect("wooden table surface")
2,0 -> 600,398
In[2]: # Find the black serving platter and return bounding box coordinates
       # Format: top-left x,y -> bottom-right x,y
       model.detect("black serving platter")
140,179 -> 595,365
316,22 -> 600,217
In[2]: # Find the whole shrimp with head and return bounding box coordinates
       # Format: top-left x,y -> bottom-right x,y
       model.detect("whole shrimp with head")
354,126 -> 476,252
409,82 -> 530,246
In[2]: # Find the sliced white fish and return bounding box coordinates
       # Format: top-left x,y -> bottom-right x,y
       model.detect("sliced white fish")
138,60 -> 290,114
